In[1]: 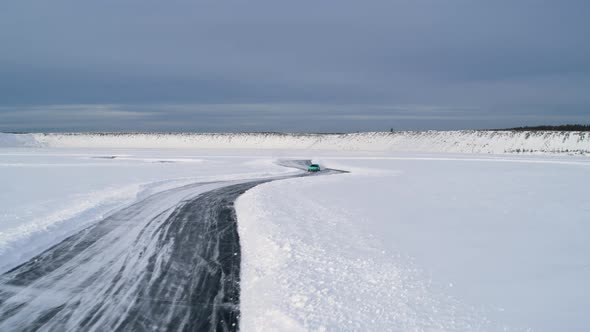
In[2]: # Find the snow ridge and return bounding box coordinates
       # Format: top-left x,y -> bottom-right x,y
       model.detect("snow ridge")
0,133 -> 42,148
2,131 -> 590,154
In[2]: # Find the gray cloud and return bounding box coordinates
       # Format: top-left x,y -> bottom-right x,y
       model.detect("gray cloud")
2,103 -> 587,133
1,0 -> 589,132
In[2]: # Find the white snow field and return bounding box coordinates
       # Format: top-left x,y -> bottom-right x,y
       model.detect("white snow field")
237,155 -> 590,331
3,131 -> 590,154
1,132 -> 590,331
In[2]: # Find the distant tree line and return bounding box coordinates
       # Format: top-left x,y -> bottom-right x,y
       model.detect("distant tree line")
503,124 -> 590,132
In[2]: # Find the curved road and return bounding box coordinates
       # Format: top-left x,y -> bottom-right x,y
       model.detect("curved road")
0,160 -> 342,331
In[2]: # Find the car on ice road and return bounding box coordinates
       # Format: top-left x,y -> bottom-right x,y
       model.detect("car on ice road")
307,164 -> 321,172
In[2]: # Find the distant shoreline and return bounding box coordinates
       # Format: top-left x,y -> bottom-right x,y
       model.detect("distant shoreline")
3,124 -> 590,135
498,125 -> 590,132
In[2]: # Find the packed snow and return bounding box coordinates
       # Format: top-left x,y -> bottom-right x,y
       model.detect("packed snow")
1,132 -> 589,331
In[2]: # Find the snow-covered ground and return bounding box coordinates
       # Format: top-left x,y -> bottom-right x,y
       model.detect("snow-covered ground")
3,131 -> 590,154
1,132 -> 590,331
237,155 -> 590,331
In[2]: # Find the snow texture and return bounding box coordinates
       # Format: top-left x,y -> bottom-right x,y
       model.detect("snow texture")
0,148 -> 297,273
2,132 -> 590,331
237,155 -> 590,331
2,131 -> 590,154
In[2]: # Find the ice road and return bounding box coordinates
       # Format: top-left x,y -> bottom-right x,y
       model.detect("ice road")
0,159 -> 341,331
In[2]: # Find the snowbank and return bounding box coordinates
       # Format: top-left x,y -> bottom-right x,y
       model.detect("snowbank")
2,131 -> 589,154
0,133 -> 41,147
236,175 -> 492,331
237,156 -> 590,331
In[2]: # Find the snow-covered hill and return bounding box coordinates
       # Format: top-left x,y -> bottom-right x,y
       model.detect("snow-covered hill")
0,133 -> 40,148
2,131 -> 590,154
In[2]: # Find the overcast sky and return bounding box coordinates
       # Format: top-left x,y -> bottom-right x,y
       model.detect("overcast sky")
1,0 -> 589,132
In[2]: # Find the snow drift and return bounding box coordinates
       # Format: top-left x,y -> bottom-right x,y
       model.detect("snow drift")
2,131 -> 590,154
237,156 -> 590,331
0,133 -> 40,148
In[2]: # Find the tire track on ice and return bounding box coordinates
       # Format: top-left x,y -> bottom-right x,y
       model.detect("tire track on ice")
0,160 -> 342,331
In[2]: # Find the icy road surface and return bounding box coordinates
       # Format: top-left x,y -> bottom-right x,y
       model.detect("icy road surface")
0,158 -> 341,331
0,149 -> 302,273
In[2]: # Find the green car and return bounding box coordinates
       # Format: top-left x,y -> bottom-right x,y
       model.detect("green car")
307,164 -> 321,172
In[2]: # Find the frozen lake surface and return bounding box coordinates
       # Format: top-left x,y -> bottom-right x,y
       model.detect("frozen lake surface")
1,139 -> 589,331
